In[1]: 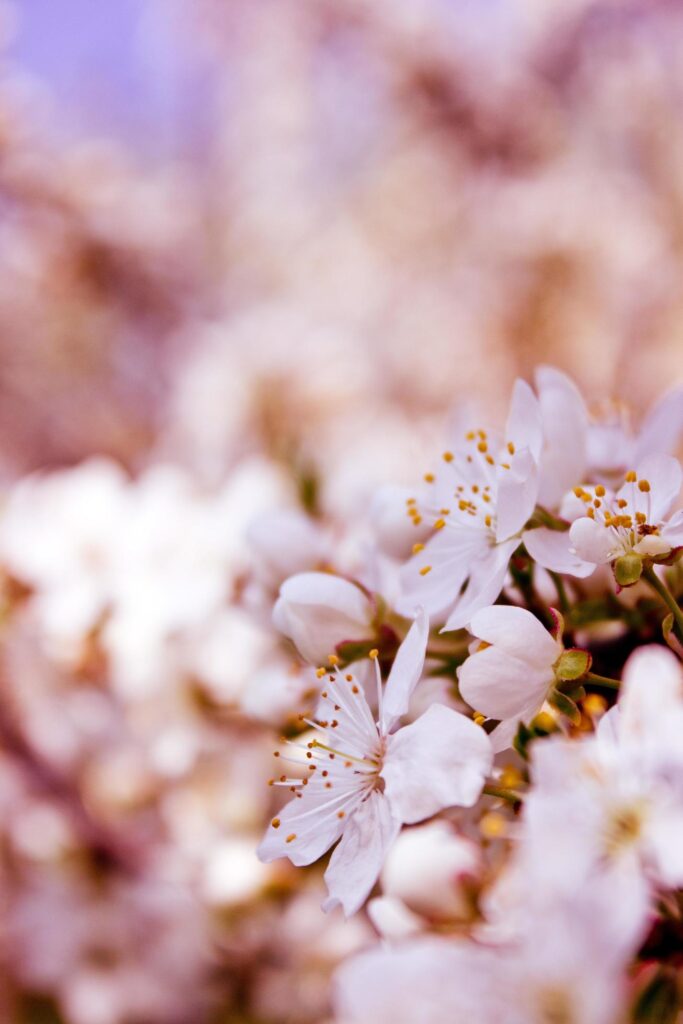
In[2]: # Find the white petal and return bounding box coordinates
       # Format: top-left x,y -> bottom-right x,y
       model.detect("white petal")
661,509 -> 683,547
383,704 -> 492,824
569,517 -> 614,565
523,526 -> 595,577
467,604 -> 560,668
505,378 -> 543,461
442,538 -> 517,632
458,645 -> 551,719
322,792 -> 400,916
535,366 -> 588,507
257,788 -> 348,867
382,608 -> 429,732
633,453 -> 682,522
488,700 -> 546,752
275,572 -> 372,663
397,529 -> 486,619
366,896 -> 423,939
333,937 -> 494,1024
636,385 -> 683,462
619,644 -> 683,740
495,449 -> 539,542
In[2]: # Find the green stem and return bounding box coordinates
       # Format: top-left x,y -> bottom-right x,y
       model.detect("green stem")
585,671 -> 620,690
548,571 -> 570,617
643,565 -> 683,640
483,783 -> 523,804
534,506 -> 570,531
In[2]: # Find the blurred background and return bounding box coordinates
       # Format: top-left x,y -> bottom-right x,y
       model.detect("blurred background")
0,0 -> 681,1021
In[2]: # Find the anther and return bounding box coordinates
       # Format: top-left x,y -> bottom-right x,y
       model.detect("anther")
271,818 -> 281,829
595,485 -> 606,497
638,479 -> 650,492
412,542 -> 425,554
369,649 -> 379,660
424,473 -> 435,484
286,833 -> 296,843
443,451 -> 454,463
625,471 -> 637,483
419,565 -> 433,576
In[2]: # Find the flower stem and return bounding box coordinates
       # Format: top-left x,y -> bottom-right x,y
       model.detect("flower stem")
585,671 -> 620,690
643,565 -> 683,640
483,783 -> 523,804
549,571 -> 570,616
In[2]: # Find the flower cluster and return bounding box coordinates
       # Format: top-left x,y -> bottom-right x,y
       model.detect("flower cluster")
258,368 -> 683,1024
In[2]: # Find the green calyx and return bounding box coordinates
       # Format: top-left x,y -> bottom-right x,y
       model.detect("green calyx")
614,552 -> 643,587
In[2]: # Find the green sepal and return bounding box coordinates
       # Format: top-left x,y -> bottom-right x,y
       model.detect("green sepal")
548,688 -> 582,726
614,553 -> 643,587
662,613 -> 683,659
512,721 -> 532,760
555,647 -> 591,681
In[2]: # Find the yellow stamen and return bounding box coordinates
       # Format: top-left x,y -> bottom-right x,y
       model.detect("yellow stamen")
419,565 -> 432,576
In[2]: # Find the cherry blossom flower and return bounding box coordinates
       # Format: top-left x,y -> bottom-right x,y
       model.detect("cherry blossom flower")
396,380 -> 543,631
334,876 -> 640,1024
258,610 -> 492,915
527,454 -> 683,583
458,605 -> 589,751
535,366 -> 683,495
514,646 -> 683,912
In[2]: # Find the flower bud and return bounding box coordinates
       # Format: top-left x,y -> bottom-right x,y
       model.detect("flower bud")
380,822 -> 481,922
273,572 -> 374,664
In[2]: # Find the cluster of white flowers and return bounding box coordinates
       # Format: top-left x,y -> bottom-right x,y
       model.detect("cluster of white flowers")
256,367 -> 683,1024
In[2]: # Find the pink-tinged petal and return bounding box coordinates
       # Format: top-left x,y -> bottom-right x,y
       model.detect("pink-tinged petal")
569,517 -> 614,565
382,608 -> 429,732
383,704 -> 492,824
322,792 -> 400,916
523,526 -> 595,578
505,378 -> 543,461
633,453 -> 682,522
397,529 -> 487,619
495,449 -> 539,542
646,813 -> 683,889
274,572 -> 372,663
535,366 -> 588,507
488,699 -> 547,752
636,385 -> 683,462
333,937 -> 495,1024
442,538 -> 517,632
257,787 -> 349,867
458,646 -> 551,719
467,605 -> 560,668
661,509 -> 683,546
619,645 -> 683,741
